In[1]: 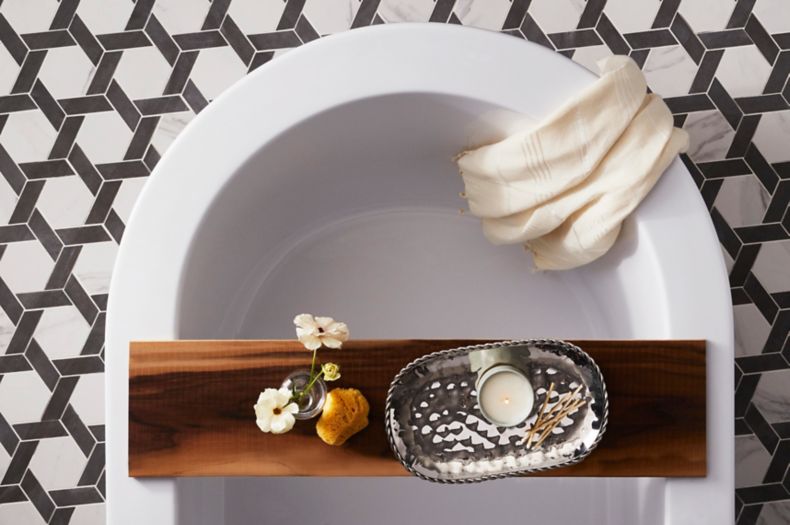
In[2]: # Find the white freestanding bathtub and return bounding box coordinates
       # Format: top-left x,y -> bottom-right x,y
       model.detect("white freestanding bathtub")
106,24 -> 734,525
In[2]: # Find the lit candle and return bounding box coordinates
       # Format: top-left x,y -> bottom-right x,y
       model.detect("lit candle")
476,365 -> 534,427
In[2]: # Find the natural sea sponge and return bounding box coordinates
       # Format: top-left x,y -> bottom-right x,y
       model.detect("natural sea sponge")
316,388 -> 369,446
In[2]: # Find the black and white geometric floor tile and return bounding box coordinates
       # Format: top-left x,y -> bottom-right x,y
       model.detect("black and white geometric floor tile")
0,0 -> 788,524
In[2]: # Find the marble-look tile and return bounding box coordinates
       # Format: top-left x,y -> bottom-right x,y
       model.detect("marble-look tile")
70,503 -> 106,525
677,0 -> 735,32
77,0 -> 133,34
735,434 -> 773,488
112,46 -> 174,101
35,306 -> 91,360
643,46 -> 700,98
684,110 -> 736,163
35,176 -> 96,230
0,241 -> 55,294
72,241 -> 117,297
0,41 -> 18,95
571,45 -> 612,73
111,178 -> 147,225
0,170 -> 17,224
190,47 -> 248,102
722,245 -> 735,274
151,111 -> 194,154
715,46 -> 774,100
603,0 -> 661,34
0,308 -> 14,351
27,436 -> 89,490
228,0 -> 288,35
37,46 -> 96,100
0,0 -> 60,34
453,0 -> 511,31
752,110 -> 790,164
528,0 -> 585,34
0,502 -> 46,525
69,374 -> 105,428
753,0 -> 790,35
153,0 -> 211,35
0,111 -> 59,163
753,369 -> 790,423
0,445 -> 11,483
752,241 -> 790,294
714,175 -> 771,228
734,303 -> 772,357
378,0 -> 435,23
0,371 -> 52,424
758,500 -> 790,525
76,112 -> 135,165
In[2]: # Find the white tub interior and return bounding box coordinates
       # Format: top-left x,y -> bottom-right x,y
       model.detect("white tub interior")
170,93 -> 672,525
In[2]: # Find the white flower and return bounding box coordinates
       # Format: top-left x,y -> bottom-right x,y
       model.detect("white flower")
321,362 -> 341,381
254,387 -> 298,434
293,314 -> 349,350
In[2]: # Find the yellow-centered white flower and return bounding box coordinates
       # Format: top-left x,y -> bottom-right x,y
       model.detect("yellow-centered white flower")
254,387 -> 298,434
293,314 -> 349,350
322,362 -> 341,381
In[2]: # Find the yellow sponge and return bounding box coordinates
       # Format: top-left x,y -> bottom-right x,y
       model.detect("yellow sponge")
316,388 -> 369,446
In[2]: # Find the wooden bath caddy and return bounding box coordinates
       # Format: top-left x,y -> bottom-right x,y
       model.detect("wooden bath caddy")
129,339 -> 706,478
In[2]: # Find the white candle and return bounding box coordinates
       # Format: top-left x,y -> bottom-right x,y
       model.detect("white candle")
477,365 -> 534,427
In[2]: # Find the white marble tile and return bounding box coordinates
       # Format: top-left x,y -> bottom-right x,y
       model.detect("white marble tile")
722,245 -> 735,273
715,45 -> 774,99
76,0 -> 134,35
0,371 -> 52,424
111,178 -> 147,225
28,436 -> 89,490
0,445 -> 10,481
76,111 -> 135,165
0,502 -> 46,525
72,241 -> 117,296
0,168 -> 17,224
37,46 -> 96,100
227,0 -> 288,35
752,369 -> 790,423
0,308 -> 13,351
0,42 -> 18,95
35,176 -> 96,230
677,0 -> 735,32
454,0 -> 511,31
752,110 -> 790,164
752,240 -> 790,294
735,434 -> 772,488
527,0 -> 585,34
758,500 -> 790,525
302,0 -> 358,35
684,110 -> 736,163
70,503 -> 106,525
715,174 -> 771,228
643,45 -> 699,98
190,46 -> 248,102
603,0 -> 661,34
0,111 -> 59,163
70,373 -> 105,427
35,306 -> 92,360
571,44 -> 612,73
153,0 -> 211,35
151,111 -> 194,154
378,0 -> 435,23
753,0 -> 790,35
0,0 -> 60,34
112,46 -> 174,101
734,303 -> 772,357
0,240 -> 55,294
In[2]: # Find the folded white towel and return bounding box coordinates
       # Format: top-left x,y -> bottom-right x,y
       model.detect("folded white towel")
456,56 -> 689,270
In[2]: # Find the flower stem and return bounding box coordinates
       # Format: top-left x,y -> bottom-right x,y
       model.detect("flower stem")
309,348 -> 317,379
301,369 -> 324,398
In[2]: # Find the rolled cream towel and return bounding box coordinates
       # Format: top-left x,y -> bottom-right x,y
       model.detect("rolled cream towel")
456,56 -> 689,271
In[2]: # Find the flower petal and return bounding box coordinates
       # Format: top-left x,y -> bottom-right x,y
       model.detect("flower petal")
314,316 -> 335,329
321,336 -> 343,349
293,314 -> 318,330
256,418 -> 272,432
270,413 -> 295,434
298,334 -> 322,350
283,402 -> 299,415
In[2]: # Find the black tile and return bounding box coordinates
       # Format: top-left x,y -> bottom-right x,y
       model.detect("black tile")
1,440 -> 37,484
772,291 -> 790,308
764,180 -> 790,222
429,0 -> 456,23
173,30 -> 226,50
203,0 -> 231,30
18,290 -> 71,309
698,158 -> 751,178
21,30 -> 75,49
134,95 -> 189,115
97,470 -> 105,498
736,353 -> 788,373
730,244 -> 760,287
6,310 -> 44,355
164,52 -> 198,95
144,15 -> 179,65
126,0 -> 156,31
773,422 -> 790,438
30,80 -> 65,129
745,143 -> 779,193
651,0 -> 680,28
81,312 -> 106,356
68,15 -> 102,65
0,14 -> 28,64
48,116 -> 84,159
745,15 -> 779,64
701,178 -> 722,209
96,160 -> 149,179
50,0 -> 79,29
97,30 -> 151,50
743,272 -> 780,322
502,0 -> 530,29
762,440 -> 790,483
763,310 -> 790,353
735,374 -> 761,418
59,95 -> 113,114
0,485 -> 26,504
0,276 -> 23,324
745,404 -> 780,454
49,508 -> 75,525
0,412 -> 19,455
0,224 -> 34,244
56,225 -> 111,245
249,51 -> 275,72
87,51 -> 122,95
42,376 -> 79,420
53,356 -> 104,376
125,117 -> 160,159
577,0 -> 605,29
9,180 -> 45,223
698,29 -> 752,49
738,503 -> 763,525
670,14 -> 704,63
25,339 -> 59,391
68,145 -> 103,195
709,79 -> 743,128
733,287 -> 751,305
104,209 -> 125,243
295,14 -> 320,43
0,355 -> 31,373
11,50 -> 46,93
727,0 -> 756,28
248,30 -> 302,51
86,182 -> 122,224
596,13 -> 630,55
765,52 -> 790,93
736,224 -> 788,244
735,417 -> 752,435
221,15 -> 254,65
521,14 -> 553,50
13,421 -> 68,440
20,471 -> 54,522
65,276 -> 99,324
0,144 -> 26,193
106,80 -> 141,130
19,159 -> 73,179
62,405 -> 95,456
50,487 -> 104,506
736,483 -> 789,504
0,94 -> 37,112
89,424 -> 105,442
735,94 -> 790,113
143,145 -> 161,170
673,113 -> 688,128
78,443 -> 105,485
689,50 -> 724,94
775,32 -> 790,49
547,29 -> 602,50
91,294 -> 108,311
726,115 -> 761,158
623,29 -> 676,49
664,94 -> 715,113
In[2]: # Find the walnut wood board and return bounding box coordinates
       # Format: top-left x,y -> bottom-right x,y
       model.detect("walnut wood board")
129,339 -> 706,478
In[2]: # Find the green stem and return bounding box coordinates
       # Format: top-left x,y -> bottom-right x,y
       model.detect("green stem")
301,369 -> 324,398
309,348 -> 317,379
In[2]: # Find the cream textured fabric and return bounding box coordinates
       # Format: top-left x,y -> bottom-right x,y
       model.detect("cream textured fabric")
456,56 -> 689,270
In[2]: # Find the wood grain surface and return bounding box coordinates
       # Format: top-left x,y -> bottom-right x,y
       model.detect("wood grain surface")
129,339 -> 706,478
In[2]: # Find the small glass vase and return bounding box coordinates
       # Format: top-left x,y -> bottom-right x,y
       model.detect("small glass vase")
281,369 -> 327,420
